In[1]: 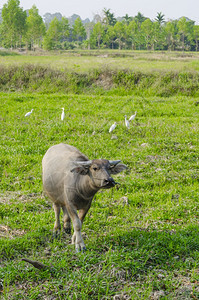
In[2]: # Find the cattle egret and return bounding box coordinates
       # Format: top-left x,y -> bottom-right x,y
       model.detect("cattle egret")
25,109 -> 33,117
61,107 -> 65,121
129,111 -> 137,122
109,122 -> 117,133
125,115 -> 130,129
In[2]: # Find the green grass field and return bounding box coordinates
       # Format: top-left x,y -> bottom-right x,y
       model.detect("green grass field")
0,51 -> 199,299
1,50 -> 199,72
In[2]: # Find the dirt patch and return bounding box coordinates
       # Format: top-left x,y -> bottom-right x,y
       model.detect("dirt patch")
0,224 -> 26,239
95,71 -> 114,90
0,191 -> 44,204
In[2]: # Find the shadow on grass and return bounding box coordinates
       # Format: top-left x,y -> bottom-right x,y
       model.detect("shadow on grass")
93,224 -> 199,274
1,225 -> 199,274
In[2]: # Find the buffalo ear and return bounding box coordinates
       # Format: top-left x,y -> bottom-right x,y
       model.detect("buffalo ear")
110,163 -> 127,174
70,166 -> 89,175
70,160 -> 92,175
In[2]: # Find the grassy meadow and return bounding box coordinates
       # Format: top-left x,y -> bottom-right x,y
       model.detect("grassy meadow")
0,50 -> 199,299
1,50 -> 199,72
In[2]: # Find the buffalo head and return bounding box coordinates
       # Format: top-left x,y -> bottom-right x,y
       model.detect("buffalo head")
71,159 -> 127,189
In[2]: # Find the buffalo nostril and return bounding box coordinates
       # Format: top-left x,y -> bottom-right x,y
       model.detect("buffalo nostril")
109,177 -> 115,183
104,178 -> 115,186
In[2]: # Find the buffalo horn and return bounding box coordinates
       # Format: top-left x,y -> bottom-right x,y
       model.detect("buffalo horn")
109,160 -> 121,166
75,160 -> 92,167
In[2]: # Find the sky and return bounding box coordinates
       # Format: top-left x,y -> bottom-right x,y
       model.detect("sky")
1,0 -> 199,24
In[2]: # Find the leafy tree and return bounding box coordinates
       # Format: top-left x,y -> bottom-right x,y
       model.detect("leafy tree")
1,0 -> 27,49
91,22 -> 105,48
84,22 -> 94,49
43,17 -> 61,50
25,5 -> 46,50
103,8 -> 116,26
177,17 -> 194,51
113,21 -> 126,49
104,25 -> 116,48
152,21 -> 166,50
126,20 -> 138,49
165,20 -> 178,50
72,17 -> 86,42
59,17 -> 70,43
193,25 -> 199,51
141,19 -> 153,50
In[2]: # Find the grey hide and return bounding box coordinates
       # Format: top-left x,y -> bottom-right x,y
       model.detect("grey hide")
42,143 -> 127,252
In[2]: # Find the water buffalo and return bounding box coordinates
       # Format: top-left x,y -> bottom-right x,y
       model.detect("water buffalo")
42,143 -> 127,252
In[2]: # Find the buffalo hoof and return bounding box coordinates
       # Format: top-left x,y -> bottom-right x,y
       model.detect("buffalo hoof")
75,246 -> 86,253
64,228 -> 71,235
52,230 -> 61,240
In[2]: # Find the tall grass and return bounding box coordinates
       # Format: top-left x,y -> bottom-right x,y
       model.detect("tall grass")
0,64 -> 199,96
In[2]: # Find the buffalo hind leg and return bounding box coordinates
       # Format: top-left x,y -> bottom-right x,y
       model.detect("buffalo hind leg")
53,203 -> 61,238
62,205 -> 71,234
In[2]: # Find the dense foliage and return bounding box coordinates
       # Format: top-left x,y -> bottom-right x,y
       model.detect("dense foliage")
0,0 -> 199,51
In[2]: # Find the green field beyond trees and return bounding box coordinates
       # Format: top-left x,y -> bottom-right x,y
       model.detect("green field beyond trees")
0,50 -> 199,299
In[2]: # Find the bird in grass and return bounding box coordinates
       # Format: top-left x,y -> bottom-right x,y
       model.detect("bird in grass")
129,111 -> 137,122
61,108 -> 65,121
109,122 -> 117,133
125,115 -> 130,129
25,109 -> 33,117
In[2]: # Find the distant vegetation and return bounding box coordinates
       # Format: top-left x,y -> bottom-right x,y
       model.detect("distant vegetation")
0,63 -> 198,97
0,0 -> 199,51
0,49 -> 199,97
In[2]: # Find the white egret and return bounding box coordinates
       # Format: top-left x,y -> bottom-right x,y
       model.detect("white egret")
125,115 -> 130,129
129,111 -> 137,122
25,109 -> 33,117
109,122 -> 117,133
61,107 -> 65,121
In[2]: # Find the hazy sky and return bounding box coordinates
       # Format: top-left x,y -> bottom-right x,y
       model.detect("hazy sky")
1,0 -> 199,24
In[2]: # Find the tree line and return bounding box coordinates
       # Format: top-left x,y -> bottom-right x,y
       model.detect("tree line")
0,0 -> 199,51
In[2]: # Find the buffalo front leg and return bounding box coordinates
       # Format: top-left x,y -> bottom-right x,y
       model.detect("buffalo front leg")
71,202 -> 92,252
53,203 -> 61,237
66,204 -> 85,252
71,215 -> 86,252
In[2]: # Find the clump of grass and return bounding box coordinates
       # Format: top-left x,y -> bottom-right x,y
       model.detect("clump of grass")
0,50 -> 19,57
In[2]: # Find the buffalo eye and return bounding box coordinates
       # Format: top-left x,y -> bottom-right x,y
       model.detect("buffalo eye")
92,166 -> 98,171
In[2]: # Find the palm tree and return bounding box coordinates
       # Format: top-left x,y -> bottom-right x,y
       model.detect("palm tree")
155,12 -> 165,25
122,14 -> 132,25
134,12 -> 146,24
103,8 -> 116,26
